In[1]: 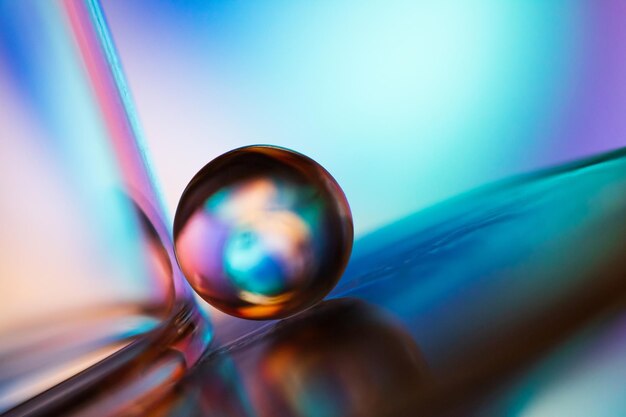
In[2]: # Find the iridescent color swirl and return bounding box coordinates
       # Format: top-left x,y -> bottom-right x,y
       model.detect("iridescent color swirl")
174,146 -> 353,319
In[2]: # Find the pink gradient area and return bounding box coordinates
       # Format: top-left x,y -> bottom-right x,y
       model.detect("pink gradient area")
176,212 -> 231,298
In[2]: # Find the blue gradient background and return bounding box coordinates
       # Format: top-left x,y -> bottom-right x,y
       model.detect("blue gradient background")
1,1 -> 626,415
102,0 -> 626,235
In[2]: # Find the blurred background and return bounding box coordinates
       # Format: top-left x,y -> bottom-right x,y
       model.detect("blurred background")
2,1 -> 626,415
102,0 -> 626,235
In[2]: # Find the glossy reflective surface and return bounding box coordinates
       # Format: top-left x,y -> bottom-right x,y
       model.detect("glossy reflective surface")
174,145 -> 353,320
151,148 -> 626,417
153,299 -> 429,417
19,148 -> 626,416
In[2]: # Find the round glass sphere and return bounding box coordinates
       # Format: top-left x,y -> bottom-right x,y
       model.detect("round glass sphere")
173,145 -> 353,320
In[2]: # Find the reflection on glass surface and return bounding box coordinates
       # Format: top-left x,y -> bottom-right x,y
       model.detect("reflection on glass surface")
113,148 -> 626,417
0,0 -> 210,412
154,298 -> 429,417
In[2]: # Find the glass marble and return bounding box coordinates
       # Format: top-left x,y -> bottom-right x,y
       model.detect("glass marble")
173,145 -> 353,319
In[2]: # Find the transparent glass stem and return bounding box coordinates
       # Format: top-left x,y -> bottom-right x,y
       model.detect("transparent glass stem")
0,0 -> 212,413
